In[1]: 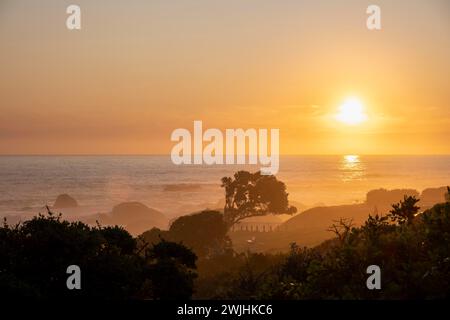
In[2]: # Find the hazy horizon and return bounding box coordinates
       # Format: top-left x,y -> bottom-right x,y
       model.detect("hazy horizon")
2,153 -> 450,156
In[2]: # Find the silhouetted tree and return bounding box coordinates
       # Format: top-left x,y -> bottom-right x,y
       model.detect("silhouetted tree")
169,210 -> 231,257
360,214 -> 390,245
388,195 -> 420,225
221,171 -> 296,228
326,218 -> 354,243
140,211 -> 231,258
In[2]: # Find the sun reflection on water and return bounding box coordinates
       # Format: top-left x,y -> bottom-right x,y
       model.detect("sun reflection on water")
340,155 -> 365,181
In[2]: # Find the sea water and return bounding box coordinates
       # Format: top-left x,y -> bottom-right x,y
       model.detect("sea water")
0,155 -> 449,219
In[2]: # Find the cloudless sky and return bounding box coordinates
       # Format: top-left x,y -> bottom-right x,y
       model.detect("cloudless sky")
1,0 -> 449,154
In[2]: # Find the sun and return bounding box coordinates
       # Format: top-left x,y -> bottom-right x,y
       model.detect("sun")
336,97 -> 368,125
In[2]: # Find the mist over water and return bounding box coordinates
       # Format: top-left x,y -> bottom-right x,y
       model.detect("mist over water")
0,155 -> 449,219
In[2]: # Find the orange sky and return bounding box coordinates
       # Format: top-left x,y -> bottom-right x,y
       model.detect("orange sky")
1,0 -> 449,155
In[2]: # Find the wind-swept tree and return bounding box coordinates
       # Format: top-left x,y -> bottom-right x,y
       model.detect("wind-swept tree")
221,171 -> 296,228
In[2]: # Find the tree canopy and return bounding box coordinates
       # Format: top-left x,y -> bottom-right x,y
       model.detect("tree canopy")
388,195 -> 420,225
221,171 -> 297,227
140,210 -> 231,258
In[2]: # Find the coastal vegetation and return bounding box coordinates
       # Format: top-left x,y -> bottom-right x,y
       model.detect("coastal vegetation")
1,173 -> 449,299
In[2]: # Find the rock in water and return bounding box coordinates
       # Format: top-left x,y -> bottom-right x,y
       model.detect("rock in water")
110,202 -> 167,235
53,194 -> 78,209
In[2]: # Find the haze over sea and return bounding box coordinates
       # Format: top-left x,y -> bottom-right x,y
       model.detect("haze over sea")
0,155 -> 449,219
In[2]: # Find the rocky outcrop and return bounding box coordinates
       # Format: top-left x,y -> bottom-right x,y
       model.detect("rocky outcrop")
85,202 -> 167,236
53,194 -> 78,209
420,187 -> 448,207
366,188 -> 419,207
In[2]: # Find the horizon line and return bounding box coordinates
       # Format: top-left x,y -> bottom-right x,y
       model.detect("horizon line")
1,153 -> 450,157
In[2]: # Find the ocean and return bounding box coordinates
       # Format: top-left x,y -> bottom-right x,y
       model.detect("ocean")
0,155 -> 449,219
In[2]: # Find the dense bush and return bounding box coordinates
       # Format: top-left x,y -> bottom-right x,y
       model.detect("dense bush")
0,208 -> 197,300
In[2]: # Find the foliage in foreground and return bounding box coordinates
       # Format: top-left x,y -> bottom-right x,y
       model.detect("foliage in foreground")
0,208 -> 197,300
1,193 -> 450,300
195,198 -> 450,299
